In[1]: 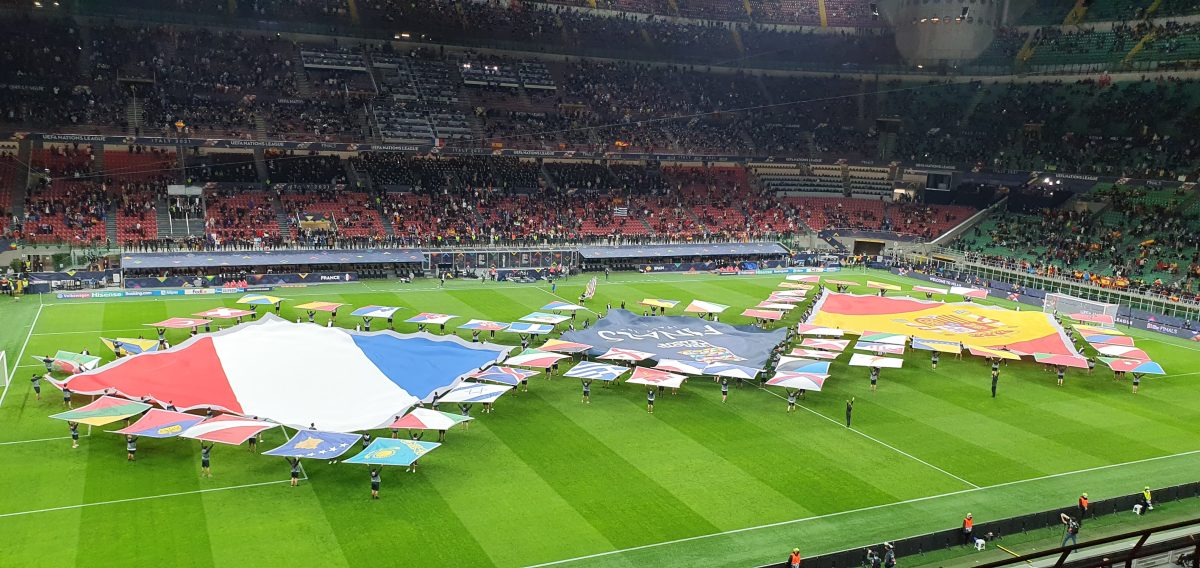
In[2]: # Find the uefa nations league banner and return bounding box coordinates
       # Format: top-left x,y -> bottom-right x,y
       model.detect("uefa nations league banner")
560,309 -> 787,369
125,272 -> 357,289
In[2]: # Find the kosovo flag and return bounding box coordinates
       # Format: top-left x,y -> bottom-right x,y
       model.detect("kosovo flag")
262,430 -> 361,459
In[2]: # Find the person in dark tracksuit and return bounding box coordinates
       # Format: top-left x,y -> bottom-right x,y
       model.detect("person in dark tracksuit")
991,359 -> 1000,397
30,373 -> 41,401
288,458 -> 301,487
200,443 -> 213,477
647,389 -> 656,413
126,435 -> 138,461
69,421 -> 79,449
370,468 -> 381,499
720,378 -> 729,403
845,398 -> 854,427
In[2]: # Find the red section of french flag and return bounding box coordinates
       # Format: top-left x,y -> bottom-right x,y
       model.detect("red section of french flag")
63,337 -> 243,413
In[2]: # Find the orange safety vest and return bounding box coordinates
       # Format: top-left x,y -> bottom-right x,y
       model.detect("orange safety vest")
789,552 -> 802,566
1079,497 -> 1089,509
964,517 -> 973,530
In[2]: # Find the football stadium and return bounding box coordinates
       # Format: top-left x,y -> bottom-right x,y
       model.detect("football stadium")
1,0 -> 1200,567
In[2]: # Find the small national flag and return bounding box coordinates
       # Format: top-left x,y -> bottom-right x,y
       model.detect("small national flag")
342,439 -> 441,467
540,339 -> 594,354
262,430 -> 360,459
437,383 -> 512,404
847,353 -> 904,368
34,351 -> 101,374
506,322 -> 555,335
469,366 -> 538,386
564,361 -> 628,382
800,338 -> 849,351
776,357 -> 831,374
112,409 -> 205,438
181,414 -> 274,445
520,312 -> 571,325
654,359 -> 707,375
295,301 -> 345,312
787,348 -> 840,360
194,307 -> 255,319
613,207 -> 629,217
458,319 -> 510,332
405,313 -> 457,325
1097,357 -> 1165,374
102,337 -> 160,355
1093,345 -> 1150,360
351,306 -> 403,319
597,347 -> 655,362
49,396 -> 152,427
766,372 -> 828,391
148,317 -> 212,329
505,349 -> 570,368
389,408 -> 472,431
541,301 -> 586,311
625,367 -> 686,388
703,362 -> 759,379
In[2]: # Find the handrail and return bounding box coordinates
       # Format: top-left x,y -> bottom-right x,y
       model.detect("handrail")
973,516 -> 1200,568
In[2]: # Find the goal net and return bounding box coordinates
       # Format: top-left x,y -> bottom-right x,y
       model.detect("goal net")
1042,293 -> 1119,319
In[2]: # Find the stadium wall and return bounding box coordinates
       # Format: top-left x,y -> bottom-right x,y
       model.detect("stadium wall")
756,481 -> 1200,568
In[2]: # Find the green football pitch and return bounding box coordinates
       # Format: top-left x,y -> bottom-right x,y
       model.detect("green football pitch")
0,270 -> 1197,568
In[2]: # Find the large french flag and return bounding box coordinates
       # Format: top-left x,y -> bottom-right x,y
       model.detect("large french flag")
60,316 -> 510,432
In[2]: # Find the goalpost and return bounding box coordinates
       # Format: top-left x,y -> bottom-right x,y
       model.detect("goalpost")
1043,292 -> 1119,319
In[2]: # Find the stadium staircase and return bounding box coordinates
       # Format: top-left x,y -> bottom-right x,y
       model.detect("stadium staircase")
253,115 -> 268,140
730,27 -> 746,55
292,53 -> 313,99
1015,33 -> 1038,71
1123,29 -> 1158,64
253,150 -> 269,182
10,144 -> 31,220
105,207 -> 118,244
271,195 -> 292,239
540,163 -> 559,190
156,197 -> 195,239
124,99 -> 144,137
1065,2 -> 1088,25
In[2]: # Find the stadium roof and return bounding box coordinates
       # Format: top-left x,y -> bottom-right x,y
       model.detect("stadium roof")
576,242 -> 787,259
122,248 -> 425,269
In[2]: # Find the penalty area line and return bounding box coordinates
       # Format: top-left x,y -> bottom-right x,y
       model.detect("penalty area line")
523,448 -> 1200,568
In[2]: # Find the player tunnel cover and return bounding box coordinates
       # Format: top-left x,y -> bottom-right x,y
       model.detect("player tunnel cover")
55,315 -> 510,432
560,309 -> 787,368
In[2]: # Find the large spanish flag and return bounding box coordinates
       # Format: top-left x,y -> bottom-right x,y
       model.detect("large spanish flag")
808,293 -> 1077,356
